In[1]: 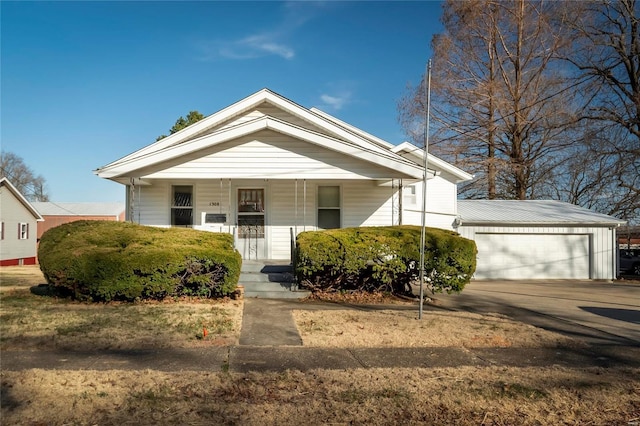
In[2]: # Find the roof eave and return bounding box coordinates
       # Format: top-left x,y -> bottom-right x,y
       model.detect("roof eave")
97,117 -> 424,180
0,178 -> 44,221
459,220 -> 626,227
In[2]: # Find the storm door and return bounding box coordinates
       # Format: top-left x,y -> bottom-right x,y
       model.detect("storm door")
237,188 -> 266,259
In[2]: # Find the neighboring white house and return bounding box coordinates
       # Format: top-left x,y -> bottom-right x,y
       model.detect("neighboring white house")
0,178 -> 44,266
95,88 -> 471,260
95,88 -> 624,280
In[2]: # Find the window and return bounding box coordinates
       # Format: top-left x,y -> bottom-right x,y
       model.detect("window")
171,185 -> 193,227
238,189 -> 264,238
403,185 -> 417,206
1,222 -> 4,240
318,186 -> 340,229
18,223 -> 29,240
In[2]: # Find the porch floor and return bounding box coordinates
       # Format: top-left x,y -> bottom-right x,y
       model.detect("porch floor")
239,260 -> 310,299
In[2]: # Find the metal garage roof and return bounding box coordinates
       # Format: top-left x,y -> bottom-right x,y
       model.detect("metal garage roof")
32,202 -> 125,217
458,200 -> 626,226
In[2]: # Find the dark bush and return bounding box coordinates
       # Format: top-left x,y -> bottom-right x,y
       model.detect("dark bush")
38,221 -> 241,302
295,226 -> 476,295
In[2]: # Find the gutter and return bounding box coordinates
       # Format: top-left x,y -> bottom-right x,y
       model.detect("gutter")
456,221 -> 626,227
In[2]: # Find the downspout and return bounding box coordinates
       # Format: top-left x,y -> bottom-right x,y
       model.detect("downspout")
398,179 -> 403,226
613,225 -> 619,280
129,178 -> 135,223
391,179 -> 395,226
137,183 -> 141,224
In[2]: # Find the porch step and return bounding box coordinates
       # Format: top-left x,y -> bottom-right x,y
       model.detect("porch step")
239,260 -> 310,299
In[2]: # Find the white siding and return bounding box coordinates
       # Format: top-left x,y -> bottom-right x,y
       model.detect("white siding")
135,182 -> 170,226
133,178 -> 423,260
407,176 -> 457,215
458,225 -> 617,280
400,175 -> 459,231
403,209 -> 458,230
213,104 -> 328,135
343,180 -> 395,228
137,130 -> 406,180
0,186 -> 38,262
270,180 -> 315,259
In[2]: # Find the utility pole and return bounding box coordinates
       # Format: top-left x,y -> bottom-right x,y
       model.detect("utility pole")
419,59 -> 432,320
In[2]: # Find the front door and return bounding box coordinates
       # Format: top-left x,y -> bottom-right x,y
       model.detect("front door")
237,188 -> 266,259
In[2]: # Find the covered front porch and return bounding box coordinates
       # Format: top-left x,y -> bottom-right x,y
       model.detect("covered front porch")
128,177 -> 408,260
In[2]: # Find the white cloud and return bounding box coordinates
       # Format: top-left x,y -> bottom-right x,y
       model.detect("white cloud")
320,93 -> 349,110
217,34 -> 294,60
195,2 -> 332,61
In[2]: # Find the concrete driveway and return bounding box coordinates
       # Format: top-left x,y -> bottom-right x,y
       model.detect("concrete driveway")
431,280 -> 640,346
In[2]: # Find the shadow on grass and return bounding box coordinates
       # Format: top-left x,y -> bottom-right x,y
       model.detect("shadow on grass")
30,284 -> 56,297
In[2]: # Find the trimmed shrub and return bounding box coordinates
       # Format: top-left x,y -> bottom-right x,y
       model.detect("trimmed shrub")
295,226 -> 476,295
38,220 -> 241,302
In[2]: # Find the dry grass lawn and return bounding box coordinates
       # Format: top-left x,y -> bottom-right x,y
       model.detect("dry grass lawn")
1,266 -> 639,425
2,367 -> 638,425
0,266 -> 243,350
293,309 -> 580,348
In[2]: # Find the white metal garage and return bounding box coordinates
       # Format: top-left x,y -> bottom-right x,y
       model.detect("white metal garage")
456,200 -> 625,280
473,233 -> 590,279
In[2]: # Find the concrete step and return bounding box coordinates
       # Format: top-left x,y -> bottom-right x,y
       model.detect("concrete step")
241,281 -> 309,299
239,260 -> 308,299
244,290 -> 310,299
240,271 -> 294,283
241,261 -> 293,273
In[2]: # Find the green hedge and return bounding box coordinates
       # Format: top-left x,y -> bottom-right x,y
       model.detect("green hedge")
295,226 -> 476,295
38,221 -> 241,302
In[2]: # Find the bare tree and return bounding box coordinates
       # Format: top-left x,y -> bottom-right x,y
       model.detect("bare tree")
399,0 -> 580,200
0,151 -> 50,201
560,0 -> 640,222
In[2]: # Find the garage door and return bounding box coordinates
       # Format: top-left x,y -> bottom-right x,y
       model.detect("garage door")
474,233 -> 590,279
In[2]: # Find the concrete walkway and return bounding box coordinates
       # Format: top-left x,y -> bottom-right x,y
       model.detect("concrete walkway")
239,299 -> 302,346
2,297 -> 640,373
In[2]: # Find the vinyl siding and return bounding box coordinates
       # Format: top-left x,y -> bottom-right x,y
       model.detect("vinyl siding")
134,182 -> 170,226
0,186 -> 38,262
136,130 -> 406,180
132,178 -> 431,260
401,175 -> 458,230
213,104 -> 328,136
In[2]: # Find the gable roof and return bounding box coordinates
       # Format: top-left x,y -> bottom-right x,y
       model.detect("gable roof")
0,178 -> 44,221
458,200 -> 625,226
31,202 -> 125,217
95,89 -> 425,180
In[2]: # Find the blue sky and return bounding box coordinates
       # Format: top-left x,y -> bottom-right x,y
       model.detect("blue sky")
1,1 -> 443,202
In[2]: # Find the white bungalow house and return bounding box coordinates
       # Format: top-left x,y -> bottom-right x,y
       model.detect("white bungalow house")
95,88 -> 623,280
95,89 -> 471,261
0,178 -> 44,266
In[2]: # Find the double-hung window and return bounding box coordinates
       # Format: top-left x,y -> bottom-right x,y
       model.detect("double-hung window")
18,223 -> 29,240
171,185 -> 193,227
317,186 -> 341,229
